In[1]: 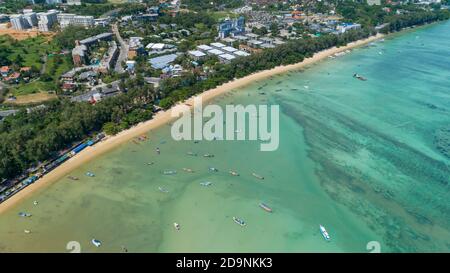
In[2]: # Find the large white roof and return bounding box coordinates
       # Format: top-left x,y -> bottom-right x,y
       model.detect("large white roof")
197,44 -> 213,51
210,42 -> 226,48
208,49 -> 224,55
219,53 -> 236,61
188,50 -> 206,57
222,46 -> 238,53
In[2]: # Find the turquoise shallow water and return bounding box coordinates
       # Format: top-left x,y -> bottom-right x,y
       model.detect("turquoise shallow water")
0,22 -> 449,252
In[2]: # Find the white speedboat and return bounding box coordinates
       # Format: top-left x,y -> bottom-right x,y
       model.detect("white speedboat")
92,239 -> 102,247
233,217 -> 246,227
319,225 -> 331,241
158,187 -> 169,193
174,222 -> 180,231
200,181 -> 212,187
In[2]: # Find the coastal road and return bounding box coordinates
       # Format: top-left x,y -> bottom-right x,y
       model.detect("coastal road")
112,23 -> 128,74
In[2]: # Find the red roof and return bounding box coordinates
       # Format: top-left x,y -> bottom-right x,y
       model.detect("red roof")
0,66 -> 10,73
20,67 -> 31,72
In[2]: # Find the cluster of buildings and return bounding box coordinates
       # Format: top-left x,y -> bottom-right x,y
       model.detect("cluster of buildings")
72,32 -> 114,67
218,16 -> 245,39
64,33 -> 118,92
9,9 -> 59,32
188,42 -> 251,64
0,66 -> 32,84
8,8 -> 108,32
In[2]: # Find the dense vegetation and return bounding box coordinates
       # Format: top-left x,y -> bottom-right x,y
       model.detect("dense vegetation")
0,77 -> 154,179
182,0 -> 244,11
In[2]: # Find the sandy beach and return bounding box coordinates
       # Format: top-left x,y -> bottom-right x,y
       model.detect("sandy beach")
0,33 -> 384,214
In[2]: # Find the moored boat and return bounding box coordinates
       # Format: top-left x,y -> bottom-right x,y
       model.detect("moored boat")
174,222 -> 180,231
67,176 -> 79,181
203,154 -> 214,158
229,170 -> 239,176
252,173 -> 264,180
319,225 -> 331,241
18,212 -> 32,217
353,73 -> 367,81
200,181 -> 212,187
259,202 -> 272,213
158,187 -> 169,193
163,170 -> 177,175
182,168 -> 194,173
233,217 -> 246,227
86,172 -> 95,177
209,167 -> 218,172
92,239 -> 102,247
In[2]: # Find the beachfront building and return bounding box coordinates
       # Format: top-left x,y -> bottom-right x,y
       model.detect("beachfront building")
336,23 -> 362,34
218,53 -> 236,64
197,45 -> 213,52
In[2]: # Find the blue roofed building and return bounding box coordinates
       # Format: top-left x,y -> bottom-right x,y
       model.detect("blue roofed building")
218,16 -> 245,39
148,53 -> 178,69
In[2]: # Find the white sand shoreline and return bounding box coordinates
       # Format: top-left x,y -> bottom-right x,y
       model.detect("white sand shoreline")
0,33 -> 384,214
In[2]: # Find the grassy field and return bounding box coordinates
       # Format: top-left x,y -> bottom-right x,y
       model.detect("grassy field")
0,35 -> 59,71
0,35 -> 73,98
7,92 -> 58,105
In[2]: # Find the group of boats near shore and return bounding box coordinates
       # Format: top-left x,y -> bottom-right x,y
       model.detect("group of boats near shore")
0,133 -> 106,206
152,146 -> 332,242
11,130 -> 332,250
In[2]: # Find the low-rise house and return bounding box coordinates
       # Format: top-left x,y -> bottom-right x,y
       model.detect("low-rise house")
247,39 -> 263,48
128,37 -> 145,59
0,66 -> 10,78
78,70 -> 97,81
222,46 -> 238,53
62,82 -> 76,92
260,43 -> 275,49
336,23 -> 361,34
210,42 -> 226,49
197,44 -> 213,51
207,49 -> 225,56
188,50 -> 207,61
218,53 -> 236,64
4,72 -> 21,84
162,64 -> 183,77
